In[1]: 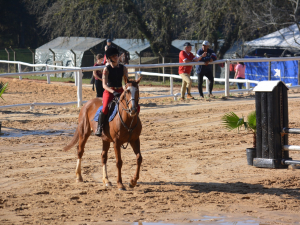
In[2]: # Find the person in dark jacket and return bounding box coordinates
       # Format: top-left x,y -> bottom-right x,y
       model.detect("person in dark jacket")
93,54 -> 104,97
196,40 -> 217,98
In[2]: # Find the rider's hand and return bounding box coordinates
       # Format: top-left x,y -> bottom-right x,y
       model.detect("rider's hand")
113,91 -> 121,97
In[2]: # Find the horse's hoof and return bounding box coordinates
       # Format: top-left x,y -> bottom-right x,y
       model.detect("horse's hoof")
119,187 -> 126,191
105,182 -> 112,187
128,183 -> 135,188
76,178 -> 83,183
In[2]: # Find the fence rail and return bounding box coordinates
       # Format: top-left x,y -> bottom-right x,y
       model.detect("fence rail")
1,57 -> 300,109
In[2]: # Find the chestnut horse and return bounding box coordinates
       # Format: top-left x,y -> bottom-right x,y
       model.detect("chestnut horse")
119,52 -> 130,65
63,76 -> 142,190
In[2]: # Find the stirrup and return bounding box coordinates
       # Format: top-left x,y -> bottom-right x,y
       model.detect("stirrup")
95,126 -> 102,137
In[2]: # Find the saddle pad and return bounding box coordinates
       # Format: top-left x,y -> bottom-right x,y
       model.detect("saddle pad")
94,104 -> 118,122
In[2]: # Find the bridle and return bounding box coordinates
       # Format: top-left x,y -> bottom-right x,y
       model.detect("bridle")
121,86 -> 138,114
115,84 -> 139,149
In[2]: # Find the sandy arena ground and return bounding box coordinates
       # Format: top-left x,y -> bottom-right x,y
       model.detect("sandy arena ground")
0,77 -> 300,225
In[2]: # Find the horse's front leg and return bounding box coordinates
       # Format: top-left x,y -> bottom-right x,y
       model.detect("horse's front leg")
102,141 -> 112,187
129,138 -> 142,188
114,141 -> 126,190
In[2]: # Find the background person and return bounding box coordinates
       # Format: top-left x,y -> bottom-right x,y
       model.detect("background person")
103,45 -> 110,65
106,39 -> 112,48
95,47 -> 128,136
93,54 -> 105,97
178,42 -> 203,100
196,40 -> 217,98
234,62 -> 246,93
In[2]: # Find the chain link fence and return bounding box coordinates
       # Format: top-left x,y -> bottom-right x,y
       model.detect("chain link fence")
0,48 -> 35,74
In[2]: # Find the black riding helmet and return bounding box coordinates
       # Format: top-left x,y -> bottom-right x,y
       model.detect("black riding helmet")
105,47 -> 119,59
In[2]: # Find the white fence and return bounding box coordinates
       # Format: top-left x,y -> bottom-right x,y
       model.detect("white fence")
1,57 -> 300,109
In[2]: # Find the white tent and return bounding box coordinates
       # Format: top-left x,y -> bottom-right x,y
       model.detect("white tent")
112,39 -> 151,60
172,39 -> 224,54
171,39 -> 204,54
244,24 -> 300,50
35,37 -> 106,77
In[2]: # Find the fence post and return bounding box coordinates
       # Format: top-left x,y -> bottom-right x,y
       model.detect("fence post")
298,60 -> 300,85
89,49 -> 96,63
246,79 -> 250,94
77,70 -> 83,107
28,47 -> 35,71
162,56 -> 165,83
9,46 -> 16,73
4,48 -> 10,73
206,78 -> 209,93
18,63 -> 22,80
225,60 -> 230,96
135,72 -> 138,80
268,61 -> 271,80
170,77 -> 173,95
75,71 -> 78,86
49,48 -> 56,77
213,64 -> 216,78
46,65 -> 50,84
71,49 -> 77,67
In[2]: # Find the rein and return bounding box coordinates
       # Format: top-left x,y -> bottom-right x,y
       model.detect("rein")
115,86 -> 139,149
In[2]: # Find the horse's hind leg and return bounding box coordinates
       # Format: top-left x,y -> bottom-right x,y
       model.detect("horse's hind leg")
75,126 -> 91,182
101,140 -> 112,187
129,138 -> 142,188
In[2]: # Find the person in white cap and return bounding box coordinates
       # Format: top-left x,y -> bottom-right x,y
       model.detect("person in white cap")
178,42 -> 206,100
196,40 -> 217,98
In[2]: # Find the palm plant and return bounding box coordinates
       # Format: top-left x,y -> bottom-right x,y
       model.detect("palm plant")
0,82 -> 8,101
221,111 -> 256,148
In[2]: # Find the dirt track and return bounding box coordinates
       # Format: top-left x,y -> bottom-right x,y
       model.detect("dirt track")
1,77 -> 300,225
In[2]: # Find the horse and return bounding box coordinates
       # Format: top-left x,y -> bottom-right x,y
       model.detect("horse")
119,51 -> 130,65
63,76 -> 142,190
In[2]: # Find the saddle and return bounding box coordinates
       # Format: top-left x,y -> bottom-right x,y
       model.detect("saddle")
93,100 -> 118,123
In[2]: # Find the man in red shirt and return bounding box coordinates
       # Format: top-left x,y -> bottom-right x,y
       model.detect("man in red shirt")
179,42 -> 205,100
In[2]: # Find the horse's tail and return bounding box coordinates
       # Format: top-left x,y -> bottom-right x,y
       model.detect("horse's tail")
63,127 -> 79,151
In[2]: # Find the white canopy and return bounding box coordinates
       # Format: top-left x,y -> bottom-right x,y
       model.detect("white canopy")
112,39 -> 151,60
244,24 -> 300,50
35,37 -> 106,69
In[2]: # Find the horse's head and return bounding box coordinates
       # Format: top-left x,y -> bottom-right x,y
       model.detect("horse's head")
121,76 -> 142,117
119,52 -> 129,65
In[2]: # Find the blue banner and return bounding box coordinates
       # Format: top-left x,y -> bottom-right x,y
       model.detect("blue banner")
244,57 -> 298,86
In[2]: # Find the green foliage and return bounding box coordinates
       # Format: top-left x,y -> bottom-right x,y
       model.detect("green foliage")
246,111 -> 256,132
221,111 -> 256,134
0,82 -> 8,101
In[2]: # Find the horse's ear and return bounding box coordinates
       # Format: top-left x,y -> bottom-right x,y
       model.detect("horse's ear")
124,75 -> 128,85
136,76 -> 142,84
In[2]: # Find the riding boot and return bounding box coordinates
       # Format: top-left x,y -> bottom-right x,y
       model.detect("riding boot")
95,111 -> 106,137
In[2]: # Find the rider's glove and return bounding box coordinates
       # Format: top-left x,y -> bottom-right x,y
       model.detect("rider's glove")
113,91 -> 121,97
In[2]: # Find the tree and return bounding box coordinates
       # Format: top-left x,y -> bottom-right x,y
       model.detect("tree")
24,0 -> 183,56
183,0 -> 282,58
0,0 -> 45,48
243,0 -> 300,50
